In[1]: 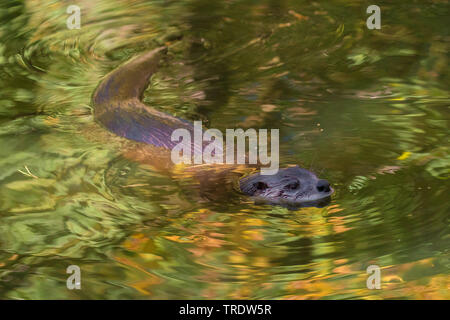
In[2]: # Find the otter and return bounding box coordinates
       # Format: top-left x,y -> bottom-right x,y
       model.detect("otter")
92,46 -> 333,208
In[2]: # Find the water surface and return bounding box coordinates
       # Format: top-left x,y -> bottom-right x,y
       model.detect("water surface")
0,0 -> 448,299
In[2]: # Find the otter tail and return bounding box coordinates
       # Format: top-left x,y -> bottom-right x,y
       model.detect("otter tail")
92,46 -> 194,149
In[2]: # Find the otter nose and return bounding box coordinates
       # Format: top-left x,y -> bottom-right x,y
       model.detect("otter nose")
317,179 -> 331,193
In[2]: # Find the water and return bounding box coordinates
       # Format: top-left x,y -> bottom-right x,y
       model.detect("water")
0,0 -> 448,299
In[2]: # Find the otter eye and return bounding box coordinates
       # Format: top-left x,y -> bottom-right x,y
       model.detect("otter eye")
254,181 -> 268,190
286,182 -> 299,190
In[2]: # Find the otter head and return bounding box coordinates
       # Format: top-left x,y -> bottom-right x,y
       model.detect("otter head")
239,166 -> 333,209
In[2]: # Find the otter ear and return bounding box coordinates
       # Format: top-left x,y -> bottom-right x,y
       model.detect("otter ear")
254,181 -> 268,190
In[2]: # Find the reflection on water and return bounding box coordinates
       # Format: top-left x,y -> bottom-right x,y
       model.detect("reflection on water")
0,0 -> 448,299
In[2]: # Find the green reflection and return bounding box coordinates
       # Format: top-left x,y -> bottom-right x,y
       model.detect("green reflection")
0,0 -> 448,299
